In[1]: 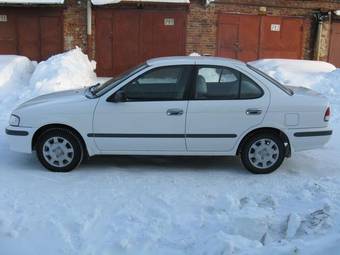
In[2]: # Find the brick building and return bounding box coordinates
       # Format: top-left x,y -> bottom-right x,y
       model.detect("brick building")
1,0 -> 340,76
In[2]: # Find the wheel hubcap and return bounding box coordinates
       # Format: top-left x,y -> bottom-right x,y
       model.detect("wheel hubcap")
248,138 -> 279,169
42,137 -> 74,167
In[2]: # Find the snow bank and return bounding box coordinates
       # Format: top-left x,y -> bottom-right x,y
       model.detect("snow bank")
250,59 -> 340,123
249,59 -> 337,92
0,48 -> 97,121
189,52 -> 201,56
29,47 -> 97,95
0,55 -> 36,121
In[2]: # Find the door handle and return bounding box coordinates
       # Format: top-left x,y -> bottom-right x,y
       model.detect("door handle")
246,109 -> 262,115
167,108 -> 184,116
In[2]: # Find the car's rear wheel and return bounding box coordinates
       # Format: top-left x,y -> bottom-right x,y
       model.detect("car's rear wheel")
36,128 -> 84,172
240,133 -> 285,174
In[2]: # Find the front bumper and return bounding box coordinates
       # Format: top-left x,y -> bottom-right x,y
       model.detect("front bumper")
287,127 -> 332,152
5,126 -> 36,153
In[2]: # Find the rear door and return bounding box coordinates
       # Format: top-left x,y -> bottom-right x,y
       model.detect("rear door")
185,65 -> 270,152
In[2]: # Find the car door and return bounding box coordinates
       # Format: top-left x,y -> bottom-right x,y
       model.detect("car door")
185,65 -> 270,152
92,65 -> 193,152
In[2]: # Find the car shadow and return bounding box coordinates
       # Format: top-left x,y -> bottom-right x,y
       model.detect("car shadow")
81,155 -> 247,175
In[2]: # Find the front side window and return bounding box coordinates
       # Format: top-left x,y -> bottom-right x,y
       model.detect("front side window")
121,65 -> 192,101
194,66 -> 263,100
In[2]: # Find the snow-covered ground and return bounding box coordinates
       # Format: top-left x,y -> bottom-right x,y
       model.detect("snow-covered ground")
0,51 -> 340,255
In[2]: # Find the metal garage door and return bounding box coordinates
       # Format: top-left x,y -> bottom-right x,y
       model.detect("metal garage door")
217,14 -> 305,62
95,9 -> 187,76
329,22 -> 340,67
0,8 -> 63,61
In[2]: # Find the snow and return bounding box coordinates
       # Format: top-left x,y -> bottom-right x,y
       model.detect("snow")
0,55 -> 36,122
1,56 -> 340,254
29,47 -> 97,95
91,0 -> 189,5
189,52 -> 201,57
0,0 -> 64,4
0,47 -> 97,123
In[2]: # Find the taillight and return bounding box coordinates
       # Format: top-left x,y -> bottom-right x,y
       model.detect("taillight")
324,107 -> 331,122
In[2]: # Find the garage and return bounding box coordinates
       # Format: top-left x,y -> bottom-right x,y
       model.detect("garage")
329,21 -> 340,67
0,7 -> 63,61
217,14 -> 306,62
94,7 -> 187,76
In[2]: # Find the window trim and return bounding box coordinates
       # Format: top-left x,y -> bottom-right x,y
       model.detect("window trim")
190,65 -> 264,101
108,65 -> 195,102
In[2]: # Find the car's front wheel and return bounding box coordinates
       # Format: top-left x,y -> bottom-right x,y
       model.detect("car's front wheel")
36,128 -> 84,172
241,133 -> 285,174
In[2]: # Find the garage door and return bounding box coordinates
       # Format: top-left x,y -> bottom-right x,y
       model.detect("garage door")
217,14 -> 305,62
0,8 -> 63,61
95,9 -> 187,76
329,22 -> 340,67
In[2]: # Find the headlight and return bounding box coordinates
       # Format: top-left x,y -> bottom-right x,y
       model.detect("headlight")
9,114 -> 20,126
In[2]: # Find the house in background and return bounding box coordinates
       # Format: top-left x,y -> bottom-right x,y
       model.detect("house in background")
0,0 -> 340,76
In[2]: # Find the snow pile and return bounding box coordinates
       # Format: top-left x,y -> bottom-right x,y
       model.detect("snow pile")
189,52 -> 201,57
250,59 -> 340,123
0,55 -> 36,121
91,0 -> 120,5
249,59 -> 337,93
0,48 -> 97,121
29,47 -> 97,95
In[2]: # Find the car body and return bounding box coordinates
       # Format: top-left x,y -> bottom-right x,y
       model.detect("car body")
5,56 -> 332,173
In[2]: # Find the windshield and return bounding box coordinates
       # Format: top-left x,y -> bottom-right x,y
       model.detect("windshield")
90,63 -> 148,96
247,64 -> 294,96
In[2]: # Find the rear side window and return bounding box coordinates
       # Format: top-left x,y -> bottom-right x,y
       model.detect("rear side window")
240,74 -> 263,99
194,66 -> 263,100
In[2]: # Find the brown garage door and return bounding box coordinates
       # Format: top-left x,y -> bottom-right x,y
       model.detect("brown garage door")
0,8 -> 63,61
217,14 -> 305,62
329,22 -> 340,67
95,9 -> 187,76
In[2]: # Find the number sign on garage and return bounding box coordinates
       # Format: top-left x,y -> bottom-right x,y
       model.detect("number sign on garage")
95,9 -> 187,76
217,14 -> 306,62
0,8 -> 63,61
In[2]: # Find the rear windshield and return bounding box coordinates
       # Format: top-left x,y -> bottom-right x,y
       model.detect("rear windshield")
247,64 -> 294,96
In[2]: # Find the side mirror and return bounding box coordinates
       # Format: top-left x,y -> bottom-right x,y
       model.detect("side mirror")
110,90 -> 127,103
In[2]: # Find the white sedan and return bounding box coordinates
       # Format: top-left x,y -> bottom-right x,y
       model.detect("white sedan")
6,56 -> 332,174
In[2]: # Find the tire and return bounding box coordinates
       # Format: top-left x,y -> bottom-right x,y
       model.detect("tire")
36,128 -> 84,172
240,133 -> 285,174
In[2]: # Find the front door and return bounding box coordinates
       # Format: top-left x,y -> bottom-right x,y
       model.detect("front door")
92,65 -> 193,152
186,65 -> 270,152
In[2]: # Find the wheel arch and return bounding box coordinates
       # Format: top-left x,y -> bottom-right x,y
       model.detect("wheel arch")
236,127 -> 291,157
32,123 -> 88,156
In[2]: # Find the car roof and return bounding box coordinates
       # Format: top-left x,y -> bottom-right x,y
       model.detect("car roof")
146,56 -> 246,67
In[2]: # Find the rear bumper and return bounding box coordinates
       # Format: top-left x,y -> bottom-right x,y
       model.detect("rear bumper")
287,128 -> 332,152
5,126 -> 36,153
